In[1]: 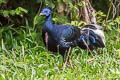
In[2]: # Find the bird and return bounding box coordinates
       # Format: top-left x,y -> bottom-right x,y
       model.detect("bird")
40,7 -> 106,71
40,7 -> 80,71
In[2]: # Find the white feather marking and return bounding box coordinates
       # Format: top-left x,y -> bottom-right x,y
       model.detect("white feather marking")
93,29 -> 106,46
81,27 -> 106,46
89,24 -> 103,29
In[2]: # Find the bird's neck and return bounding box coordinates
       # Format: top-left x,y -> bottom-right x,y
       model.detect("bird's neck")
44,15 -> 53,31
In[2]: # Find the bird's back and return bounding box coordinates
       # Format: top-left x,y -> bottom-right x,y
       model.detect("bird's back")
54,25 -> 80,41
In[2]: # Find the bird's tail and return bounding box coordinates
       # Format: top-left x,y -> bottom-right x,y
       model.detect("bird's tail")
77,24 -> 105,50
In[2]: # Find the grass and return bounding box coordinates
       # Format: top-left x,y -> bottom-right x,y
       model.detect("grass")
0,25 -> 120,80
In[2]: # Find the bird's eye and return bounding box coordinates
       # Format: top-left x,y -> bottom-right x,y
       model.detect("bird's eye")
45,10 -> 48,13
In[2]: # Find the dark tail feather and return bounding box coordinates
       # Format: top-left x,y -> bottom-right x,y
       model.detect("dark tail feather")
77,30 -> 105,50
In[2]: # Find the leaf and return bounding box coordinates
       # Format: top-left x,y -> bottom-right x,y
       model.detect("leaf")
18,7 -> 28,14
2,10 -> 9,17
78,21 -> 87,27
116,49 -> 120,56
115,16 -> 120,24
78,1 -> 85,7
0,0 -> 8,4
9,10 -> 16,16
33,15 -> 45,26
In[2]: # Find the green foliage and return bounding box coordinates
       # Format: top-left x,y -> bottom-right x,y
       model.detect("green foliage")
0,0 -> 7,4
53,15 -> 68,24
78,1 -> 85,7
94,11 -> 106,24
0,0 -> 120,79
33,15 -> 45,27
0,25 -> 120,79
0,7 -> 28,17
115,16 -> 120,24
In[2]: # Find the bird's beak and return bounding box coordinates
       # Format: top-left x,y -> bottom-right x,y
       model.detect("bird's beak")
40,13 -> 45,16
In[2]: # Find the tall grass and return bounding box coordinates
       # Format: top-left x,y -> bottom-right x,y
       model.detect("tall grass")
0,23 -> 120,80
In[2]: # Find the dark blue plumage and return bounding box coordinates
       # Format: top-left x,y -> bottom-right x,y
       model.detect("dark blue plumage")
40,7 -> 105,70
40,7 -> 80,70
42,15 -> 79,54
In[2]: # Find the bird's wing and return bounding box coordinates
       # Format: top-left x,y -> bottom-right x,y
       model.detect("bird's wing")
53,25 -> 80,48
60,26 -> 80,42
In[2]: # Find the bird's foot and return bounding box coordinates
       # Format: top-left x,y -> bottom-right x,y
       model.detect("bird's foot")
68,59 -> 73,69
63,62 -> 66,71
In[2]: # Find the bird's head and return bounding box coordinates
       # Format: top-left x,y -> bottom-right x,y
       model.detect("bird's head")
40,7 -> 52,17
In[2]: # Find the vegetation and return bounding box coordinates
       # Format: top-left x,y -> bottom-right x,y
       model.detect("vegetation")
0,0 -> 120,79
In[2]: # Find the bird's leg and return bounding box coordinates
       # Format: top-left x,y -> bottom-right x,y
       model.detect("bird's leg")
63,47 -> 72,71
68,58 -> 73,69
45,32 -> 48,49
82,39 -> 89,50
82,39 -> 93,55
62,53 -> 66,72
82,39 -> 92,52
63,61 -> 67,72
57,45 -> 59,53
